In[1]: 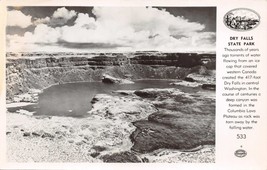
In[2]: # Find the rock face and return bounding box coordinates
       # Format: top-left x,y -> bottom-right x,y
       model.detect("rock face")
6,52 -> 215,101
129,88 -> 215,154
186,73 -> 215,84
171,66 -> 216,89
131,52 -> 215,68
130,113 -> 215,153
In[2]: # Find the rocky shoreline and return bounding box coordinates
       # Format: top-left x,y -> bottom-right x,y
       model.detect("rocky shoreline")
7,84 -> 215,163
6,110 -> 215,163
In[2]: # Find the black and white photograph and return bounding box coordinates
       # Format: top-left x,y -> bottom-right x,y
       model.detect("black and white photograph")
5,6 -> 216,163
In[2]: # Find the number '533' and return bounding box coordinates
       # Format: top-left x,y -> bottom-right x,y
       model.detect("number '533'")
237,134 -> 246,139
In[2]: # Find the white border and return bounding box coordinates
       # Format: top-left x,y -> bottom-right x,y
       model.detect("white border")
1,0 -> 267,169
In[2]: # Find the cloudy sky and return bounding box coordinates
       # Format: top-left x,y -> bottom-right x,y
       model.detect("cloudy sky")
6,6 -> 216,53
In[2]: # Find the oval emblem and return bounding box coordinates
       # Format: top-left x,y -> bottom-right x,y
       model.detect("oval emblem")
224,8 -> 260,31
234,149 -> 247,158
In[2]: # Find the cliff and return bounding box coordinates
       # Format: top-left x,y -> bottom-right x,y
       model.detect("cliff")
6,52 -> 215,101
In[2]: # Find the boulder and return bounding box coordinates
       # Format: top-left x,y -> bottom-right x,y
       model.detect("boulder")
102,74 -> 117,84
41,132 -> 55,139
102,74 -> 134,84
23,132 -> 31,137
31,131 -> 41,137
88,145 -> 107,158
184,77 -> 195,82
202,84 -> 216,90
101,151 -> 141,163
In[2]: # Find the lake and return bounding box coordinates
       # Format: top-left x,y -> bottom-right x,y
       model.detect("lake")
8,80 -> 211,117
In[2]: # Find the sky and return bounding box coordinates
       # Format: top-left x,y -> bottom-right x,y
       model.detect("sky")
6,6 -> 216,53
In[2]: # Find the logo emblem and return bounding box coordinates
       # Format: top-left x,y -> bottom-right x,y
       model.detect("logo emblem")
234,149 -> 247,158
224,8 -> 260,31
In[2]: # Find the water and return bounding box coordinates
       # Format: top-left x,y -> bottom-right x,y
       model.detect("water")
8,80 -> 208,117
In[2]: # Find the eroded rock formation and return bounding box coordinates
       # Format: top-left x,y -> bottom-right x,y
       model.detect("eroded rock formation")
6,52 -> 215,101
6,52 -> 216,162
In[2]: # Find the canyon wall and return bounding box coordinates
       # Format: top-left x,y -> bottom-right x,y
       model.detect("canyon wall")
6,52 -> 215,100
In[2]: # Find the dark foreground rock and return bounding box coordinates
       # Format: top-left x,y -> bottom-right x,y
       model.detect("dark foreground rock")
88,145 -> 107,158
202,84 -> 216,90
101,151 -> 141,163
129,88 -> 215,154
130,112 -> 215,154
